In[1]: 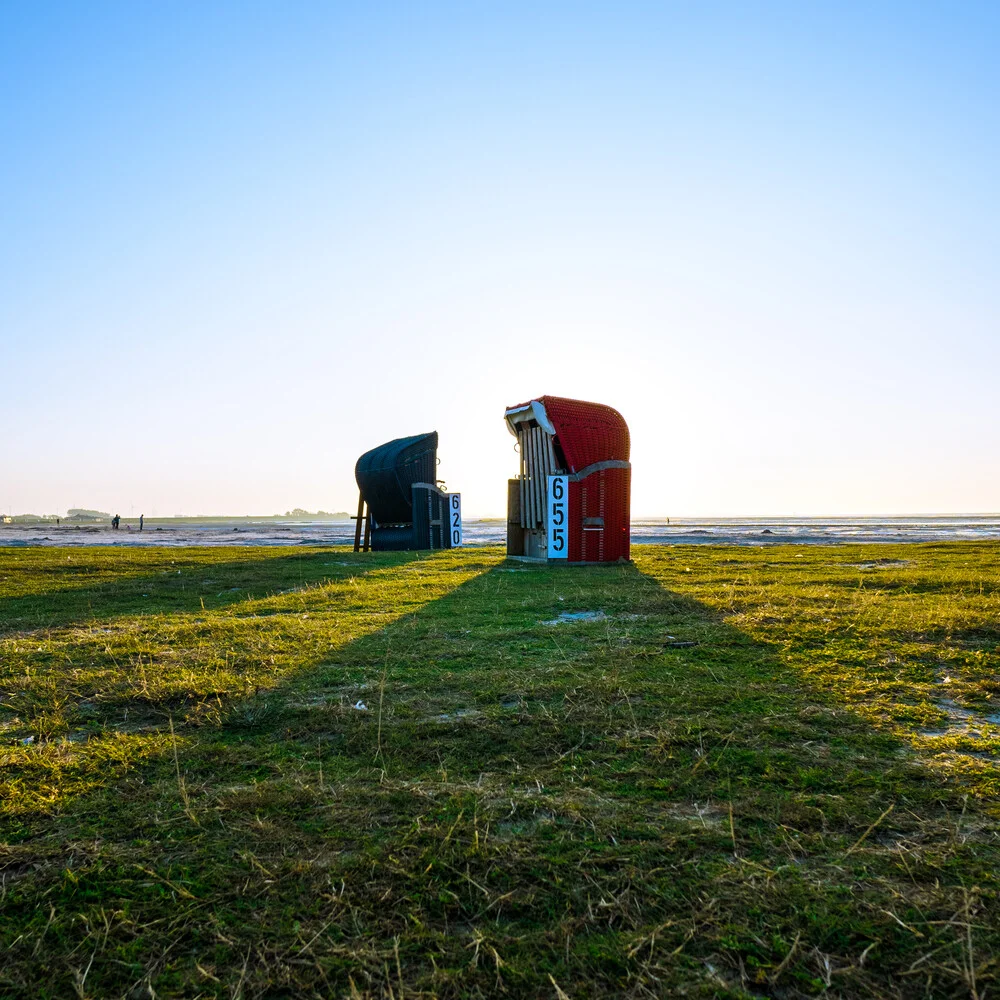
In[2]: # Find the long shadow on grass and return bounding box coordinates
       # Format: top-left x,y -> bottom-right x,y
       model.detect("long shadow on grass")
2,557 -> 996,999
1,549 -> 494,741
0,548 -> 424,634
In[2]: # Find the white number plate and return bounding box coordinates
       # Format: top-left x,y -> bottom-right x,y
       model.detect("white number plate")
547,476 -> 568,559
446,493 -> 462,547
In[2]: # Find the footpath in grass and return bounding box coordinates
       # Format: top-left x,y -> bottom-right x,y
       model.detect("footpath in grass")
1,542 -> 999,998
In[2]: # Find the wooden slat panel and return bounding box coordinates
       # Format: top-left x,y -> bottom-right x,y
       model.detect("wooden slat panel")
536,427 -> 549,523
525,428 -> 537,527
546,434 -> 559,475
519,432 -> 527,529
532,427 -> 542,527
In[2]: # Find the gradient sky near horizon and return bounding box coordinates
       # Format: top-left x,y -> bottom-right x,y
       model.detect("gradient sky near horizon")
2,2 -> 997,517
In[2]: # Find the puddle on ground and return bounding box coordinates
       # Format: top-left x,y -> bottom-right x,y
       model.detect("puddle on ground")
541,611 -> 606,625
918,697 -> 1000,740
429,708 -> 483,724
848,559 -> 913,570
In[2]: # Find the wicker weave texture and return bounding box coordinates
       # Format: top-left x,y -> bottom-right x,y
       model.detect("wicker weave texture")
538,396 -> 629,474
568,467 -> 630,562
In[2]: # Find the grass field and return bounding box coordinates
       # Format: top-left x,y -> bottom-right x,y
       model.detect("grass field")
2,543 -> 1000,999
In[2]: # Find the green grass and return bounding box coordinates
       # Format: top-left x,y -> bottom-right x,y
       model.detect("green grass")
2,542 -> 999,998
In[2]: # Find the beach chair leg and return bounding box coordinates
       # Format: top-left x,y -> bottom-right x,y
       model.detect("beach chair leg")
353,493 -> 365,552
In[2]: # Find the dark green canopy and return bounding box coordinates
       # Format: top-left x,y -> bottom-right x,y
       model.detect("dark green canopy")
354,432 -> 438,526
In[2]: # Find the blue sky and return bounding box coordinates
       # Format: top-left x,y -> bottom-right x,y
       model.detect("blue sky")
2,2 -> 997,516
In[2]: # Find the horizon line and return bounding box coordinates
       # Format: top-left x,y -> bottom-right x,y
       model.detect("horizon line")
4,511 -> 1000,521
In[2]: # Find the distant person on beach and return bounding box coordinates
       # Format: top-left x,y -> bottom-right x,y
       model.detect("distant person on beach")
112,514 -> 120,530
139,514 -> 144,531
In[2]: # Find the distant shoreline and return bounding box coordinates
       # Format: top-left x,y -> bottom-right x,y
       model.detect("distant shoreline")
3,515 -> 1000,548
1,514 -> 354,526
4,512 -> 999,526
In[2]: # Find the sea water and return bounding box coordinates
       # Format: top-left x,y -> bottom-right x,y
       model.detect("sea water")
3,515 -> 1000,547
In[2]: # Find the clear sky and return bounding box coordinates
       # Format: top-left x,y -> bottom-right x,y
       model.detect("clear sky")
2,2 -> 997,517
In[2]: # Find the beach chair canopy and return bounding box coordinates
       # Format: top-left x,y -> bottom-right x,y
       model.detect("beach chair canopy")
355,431 -> 438,526
504,396 -> 630,474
